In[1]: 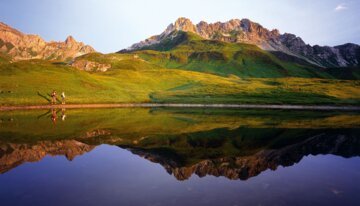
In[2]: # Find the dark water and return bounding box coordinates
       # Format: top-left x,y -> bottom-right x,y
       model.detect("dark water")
0,108 -> 359,206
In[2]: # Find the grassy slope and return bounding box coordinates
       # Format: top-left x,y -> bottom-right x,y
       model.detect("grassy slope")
0,53 -> 359,105
128,31 -> 359,79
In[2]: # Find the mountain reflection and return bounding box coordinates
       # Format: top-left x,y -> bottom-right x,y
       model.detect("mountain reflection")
0,108 -> 359,180
125,130 -> 359,180
0,140 -> 94,174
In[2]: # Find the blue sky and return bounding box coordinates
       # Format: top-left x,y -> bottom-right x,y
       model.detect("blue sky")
0,0 -> 359,53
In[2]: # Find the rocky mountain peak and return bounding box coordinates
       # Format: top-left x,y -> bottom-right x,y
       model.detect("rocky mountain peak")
65,35 -> 76,44
0,22 -> 21,34
126,17 -> 360,68
0,22 -> 14,31
271,29 -> 280,35
240,18 -> 251,31
173,17 -> 197,33
0,22 -> 11,30
0,22 -> 95,61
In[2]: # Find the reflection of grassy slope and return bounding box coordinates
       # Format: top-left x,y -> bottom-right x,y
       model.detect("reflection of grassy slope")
1,108 -> 359,167
0,53 -> 359,105
0,108 -> 358,144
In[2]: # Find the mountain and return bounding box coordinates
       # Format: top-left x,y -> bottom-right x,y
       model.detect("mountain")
125,17 -> 360,68
0,22 -> 95,62
119,30 -> 360,79
122,31 -> 329,78
0,21 -> 359,106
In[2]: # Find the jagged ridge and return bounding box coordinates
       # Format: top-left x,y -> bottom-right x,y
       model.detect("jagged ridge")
126,17 -> 360,68
0,22 -> 95,62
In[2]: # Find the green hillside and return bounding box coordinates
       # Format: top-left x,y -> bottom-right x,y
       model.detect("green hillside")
0,53 -> 359,106
124,31 -> 359,79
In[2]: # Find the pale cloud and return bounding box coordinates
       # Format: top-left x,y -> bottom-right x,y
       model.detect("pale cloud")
335,3 -> 348,11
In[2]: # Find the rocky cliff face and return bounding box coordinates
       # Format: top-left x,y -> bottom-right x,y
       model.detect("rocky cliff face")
127,17 -> 360,68
0,22 -> 95,62
71,59 -> 111,72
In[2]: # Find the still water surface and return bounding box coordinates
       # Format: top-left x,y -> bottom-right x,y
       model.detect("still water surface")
0,108 -> 359,206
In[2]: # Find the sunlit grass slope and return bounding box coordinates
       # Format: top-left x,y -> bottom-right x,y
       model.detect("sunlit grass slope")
0,53 -> 359,105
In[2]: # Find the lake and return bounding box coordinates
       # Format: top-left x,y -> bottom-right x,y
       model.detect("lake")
0,108 -> 359,206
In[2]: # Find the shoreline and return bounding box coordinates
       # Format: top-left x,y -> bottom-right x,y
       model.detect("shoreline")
0,103 -> 360,111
